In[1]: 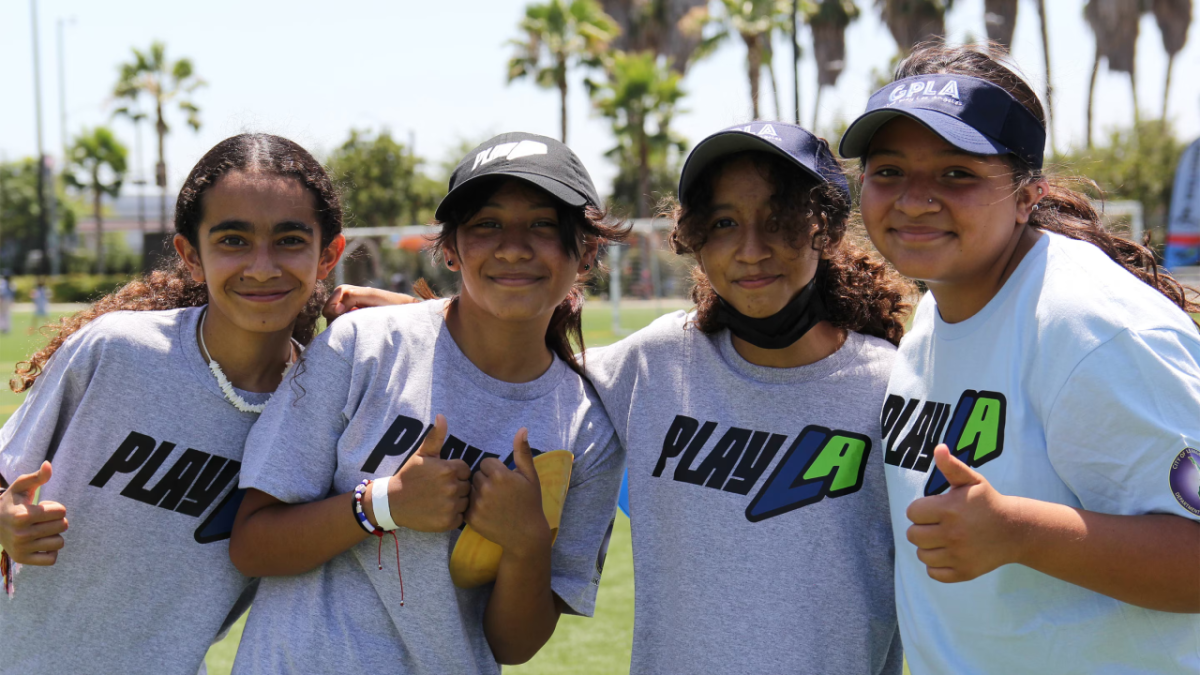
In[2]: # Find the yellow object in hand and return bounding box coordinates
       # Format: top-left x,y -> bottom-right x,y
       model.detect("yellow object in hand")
449,449 -> 573,588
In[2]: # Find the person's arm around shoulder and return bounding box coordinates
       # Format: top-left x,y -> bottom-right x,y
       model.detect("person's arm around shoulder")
905,328 -> 1200,613
230,415 -> 471,576
322,285 -> 419,323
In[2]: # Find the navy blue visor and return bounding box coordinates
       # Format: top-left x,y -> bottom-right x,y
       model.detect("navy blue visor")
839,74 -> 1046,169
679,122 -> 850,203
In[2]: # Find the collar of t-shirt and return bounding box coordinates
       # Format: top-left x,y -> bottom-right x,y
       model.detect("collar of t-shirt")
716,325 -> 866,385
424,299 -> 568,401
932,232 -> 1052,341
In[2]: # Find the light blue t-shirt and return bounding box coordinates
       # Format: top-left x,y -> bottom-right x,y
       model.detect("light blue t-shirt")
884,231 -> 1200,674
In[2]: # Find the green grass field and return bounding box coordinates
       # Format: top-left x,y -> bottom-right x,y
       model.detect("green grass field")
0,311 -> 72,426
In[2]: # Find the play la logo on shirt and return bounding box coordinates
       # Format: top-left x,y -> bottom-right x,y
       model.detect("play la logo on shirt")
1169,447 -> 1200,516
881,390 -> 1007,496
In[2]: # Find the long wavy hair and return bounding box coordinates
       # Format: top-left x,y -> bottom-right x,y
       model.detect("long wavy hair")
669,150 -> 912,347
893,42 -> 1199,323
419,177 -> 630,375
12,133 -> 344,393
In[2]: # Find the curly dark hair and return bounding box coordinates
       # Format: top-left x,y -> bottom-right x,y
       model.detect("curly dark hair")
894,42 -> 1199,324
669,150 -> 912,347
418,176 -> 630,376
12,133 -> 343,393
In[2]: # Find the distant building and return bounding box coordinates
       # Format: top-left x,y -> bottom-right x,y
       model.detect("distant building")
71,191 -> 178,270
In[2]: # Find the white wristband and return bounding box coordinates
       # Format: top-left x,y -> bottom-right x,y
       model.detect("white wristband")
371,477 -> 399,532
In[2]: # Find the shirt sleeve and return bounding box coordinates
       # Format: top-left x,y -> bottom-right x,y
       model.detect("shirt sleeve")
239,329 -> 355,503
549,425 -> 625,617
1045,327 -> 1200,521
0,327 -> 99,486
581,343 -> 638,452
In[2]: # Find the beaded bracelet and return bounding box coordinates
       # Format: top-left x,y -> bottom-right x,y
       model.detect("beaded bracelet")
352,479 -> 405,606
353,480 -> 383,535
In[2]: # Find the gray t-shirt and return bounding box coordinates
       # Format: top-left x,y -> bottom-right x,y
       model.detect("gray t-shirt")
585,312 -> 902,675
234,300 -> 623,675
0,307 -> 260,675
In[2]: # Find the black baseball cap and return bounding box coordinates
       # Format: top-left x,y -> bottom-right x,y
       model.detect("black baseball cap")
839,74 -> 1046,169
678,122 -> 850,203
435,132 -> 602,222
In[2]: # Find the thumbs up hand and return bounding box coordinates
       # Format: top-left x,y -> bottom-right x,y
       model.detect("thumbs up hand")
905,445 -> 1025,583
465,428 -> 550,556
369,414 -> 471,533
0,461 -> 69,566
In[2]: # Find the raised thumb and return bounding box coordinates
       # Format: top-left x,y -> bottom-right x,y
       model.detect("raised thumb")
510,428 -> 538,482
417,414 -> 448,457
9,461 -> 53,498
933,444 -> 981,488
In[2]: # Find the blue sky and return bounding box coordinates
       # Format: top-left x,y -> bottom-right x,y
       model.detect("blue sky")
1,0 -> 1197,203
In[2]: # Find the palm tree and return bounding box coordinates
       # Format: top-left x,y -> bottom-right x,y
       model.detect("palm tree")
716,0 -> 792,119
875,0 -> 953,54
112,103 -> 150,238
1084,0 -> 1144,147
1151,0 -> 1192,119
600,0 -> 712,72
588,50 -> 687,217
807,0 -> 860,129
64,128 -> 128,274
983,0 -> 1018,48
113,42 -> 204,233
508,0 -> 620,143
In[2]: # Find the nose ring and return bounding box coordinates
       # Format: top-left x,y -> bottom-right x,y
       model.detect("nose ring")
927,198 -> 934,204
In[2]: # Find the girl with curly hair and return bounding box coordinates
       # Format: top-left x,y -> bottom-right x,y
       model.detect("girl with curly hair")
0,133 -> 345,674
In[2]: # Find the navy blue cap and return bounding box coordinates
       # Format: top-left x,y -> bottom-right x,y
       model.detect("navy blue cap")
436,132 -> 602,222
839,74 -> 1046,169
678,122 -> 850,203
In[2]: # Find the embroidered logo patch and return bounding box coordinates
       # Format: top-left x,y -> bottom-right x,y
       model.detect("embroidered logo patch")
1169,448 -> 1200,516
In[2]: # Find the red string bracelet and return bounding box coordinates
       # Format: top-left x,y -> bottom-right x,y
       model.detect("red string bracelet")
1,550 -> 14,597
353,479 -> 405,606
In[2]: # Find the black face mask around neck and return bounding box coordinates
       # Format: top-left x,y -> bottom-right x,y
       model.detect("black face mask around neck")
715,276 -> 826,350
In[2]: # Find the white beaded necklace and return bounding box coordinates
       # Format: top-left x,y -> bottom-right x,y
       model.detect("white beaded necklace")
198,308 -> 300,414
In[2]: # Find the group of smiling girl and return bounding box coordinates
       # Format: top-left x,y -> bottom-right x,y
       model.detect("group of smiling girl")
2,43 -> 1198,675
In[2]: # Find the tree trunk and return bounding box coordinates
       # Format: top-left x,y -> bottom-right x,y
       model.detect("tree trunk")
1087,44 -> 1101,148
157,100 -> 168,234
637,116 -> 650,218
746,35 -> 762,119
1036,0 -> 1056,154
767,53 -> 783,121
94,181 -> 105,275
792,0 -> 801,124
558,59 -> 569,143
1130,71 -> 1140,129
812,85 -> 824,131
1163,53 -> 1175,120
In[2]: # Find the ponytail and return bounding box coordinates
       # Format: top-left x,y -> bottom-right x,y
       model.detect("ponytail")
423,179 -> 629,378
1019,171 -> 1200,321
